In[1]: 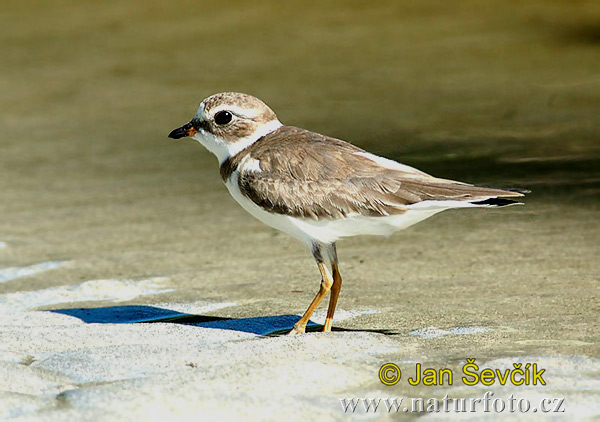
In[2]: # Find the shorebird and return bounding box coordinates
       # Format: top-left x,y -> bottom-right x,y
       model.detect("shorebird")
169,92 -> 524,334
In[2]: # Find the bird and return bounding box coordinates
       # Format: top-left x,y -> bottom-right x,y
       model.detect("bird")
168,92 -> 524,335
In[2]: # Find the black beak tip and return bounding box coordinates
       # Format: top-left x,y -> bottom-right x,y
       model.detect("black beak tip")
168,127 -> 186,140
169,122 -> 196,140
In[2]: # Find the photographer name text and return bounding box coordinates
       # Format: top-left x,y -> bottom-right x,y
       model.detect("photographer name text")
379,359 -> 547,387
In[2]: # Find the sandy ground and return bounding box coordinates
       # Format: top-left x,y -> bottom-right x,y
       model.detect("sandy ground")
1,0 -> 599,420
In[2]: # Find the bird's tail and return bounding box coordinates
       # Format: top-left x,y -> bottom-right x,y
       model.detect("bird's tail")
468,186 -> 529,207
469,197 -> 523,207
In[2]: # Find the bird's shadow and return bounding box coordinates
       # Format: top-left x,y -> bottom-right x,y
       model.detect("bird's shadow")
49,305 -> 398,336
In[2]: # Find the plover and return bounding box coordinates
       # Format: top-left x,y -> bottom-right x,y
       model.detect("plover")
169,92 -> 524,334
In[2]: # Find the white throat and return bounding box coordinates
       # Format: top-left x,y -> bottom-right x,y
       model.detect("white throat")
192,120 -> 283,164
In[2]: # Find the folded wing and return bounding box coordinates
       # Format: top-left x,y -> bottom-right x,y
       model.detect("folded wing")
238,126 -> 524,220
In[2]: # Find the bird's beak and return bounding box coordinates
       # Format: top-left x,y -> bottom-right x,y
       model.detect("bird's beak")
168,121 -> 199,140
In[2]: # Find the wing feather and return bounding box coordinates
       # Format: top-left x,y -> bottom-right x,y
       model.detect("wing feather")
237,126 -> 523,220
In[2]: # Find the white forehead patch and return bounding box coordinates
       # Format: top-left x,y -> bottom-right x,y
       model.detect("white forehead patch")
194,101 -> 207,120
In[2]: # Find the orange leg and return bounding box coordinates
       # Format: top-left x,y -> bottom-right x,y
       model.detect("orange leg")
323,262 -> 342,332
288,262 -> 333,335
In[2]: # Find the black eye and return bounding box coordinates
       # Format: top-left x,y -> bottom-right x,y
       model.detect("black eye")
214,111 -> 233,125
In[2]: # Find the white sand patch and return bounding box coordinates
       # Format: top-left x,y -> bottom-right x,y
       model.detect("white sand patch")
0,361 -> 75,396
34,331 -> 399,383
0,261 -> 66,283
422,355 -> 600,420
0,311 -> 86,327
309,308 -> 378,325
0,241 -> 6,249
0,278 -> 172,313
1,323 -> 255,358
29,332 -> 398,420
410,326 -> 489,339
0,351 -> 25,364
450,326 -> 488,335
410,327 -> 452,339
0,392 -> 55,420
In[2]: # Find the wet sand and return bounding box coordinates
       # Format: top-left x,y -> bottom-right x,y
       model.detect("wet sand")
1,0 -> 599,419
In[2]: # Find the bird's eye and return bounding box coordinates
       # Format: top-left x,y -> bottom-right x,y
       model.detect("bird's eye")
214,111 -> 233,125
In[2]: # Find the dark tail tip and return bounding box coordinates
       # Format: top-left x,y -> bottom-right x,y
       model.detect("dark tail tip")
471,197 -> 522,207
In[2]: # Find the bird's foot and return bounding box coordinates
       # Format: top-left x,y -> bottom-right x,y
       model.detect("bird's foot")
287,323 -> 306,335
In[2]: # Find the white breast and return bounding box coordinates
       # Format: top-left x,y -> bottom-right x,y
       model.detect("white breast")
224,169 -> 318,247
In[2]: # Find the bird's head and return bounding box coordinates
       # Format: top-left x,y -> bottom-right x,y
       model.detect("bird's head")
168,92 -> 282,163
